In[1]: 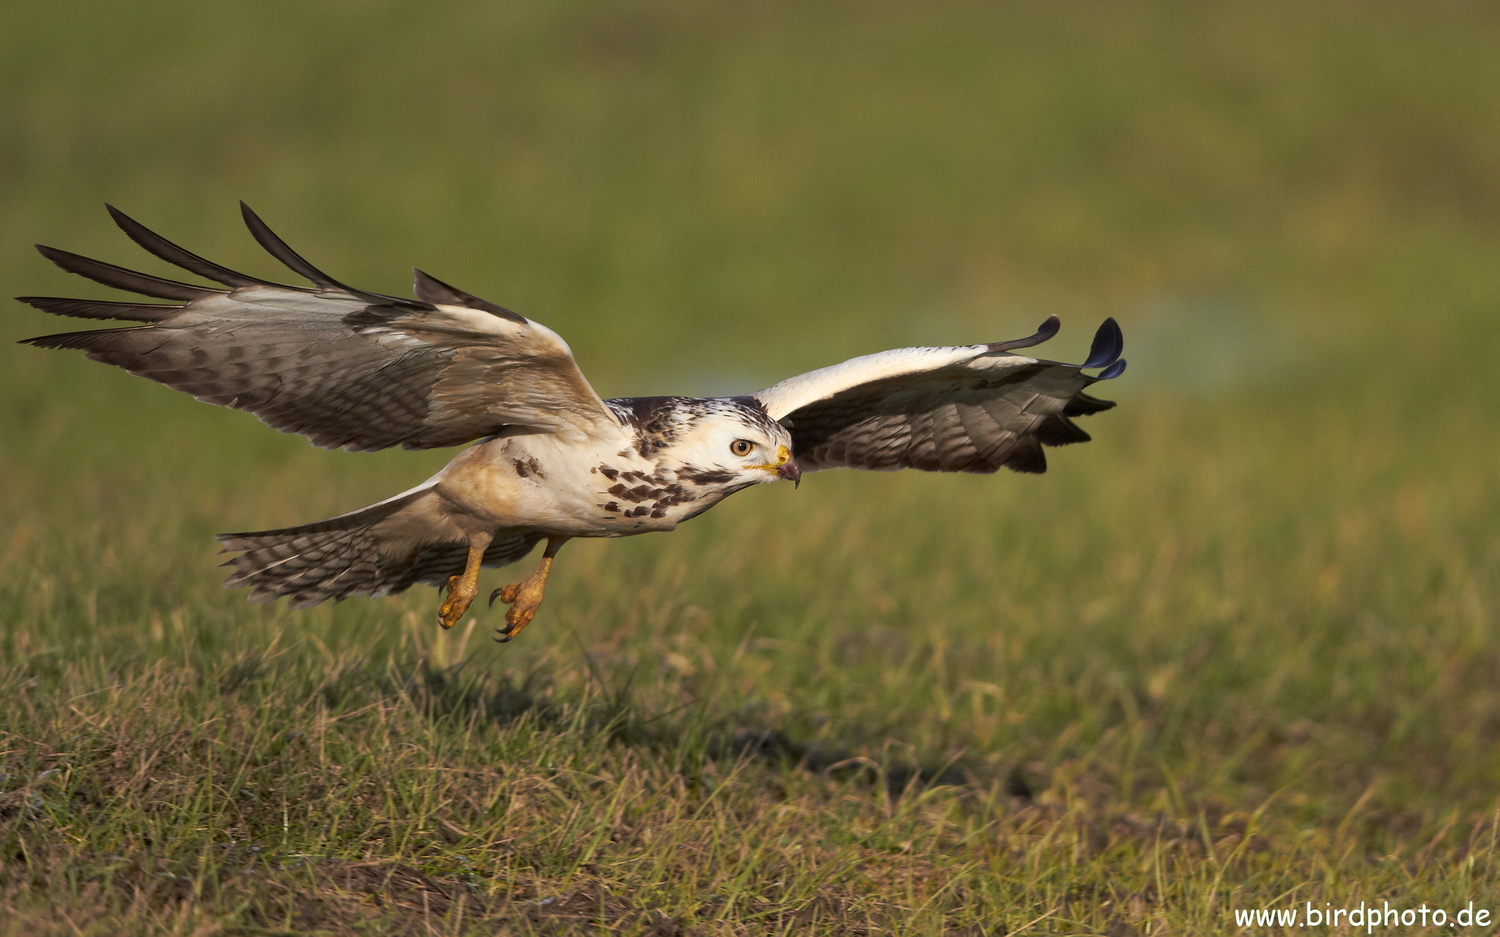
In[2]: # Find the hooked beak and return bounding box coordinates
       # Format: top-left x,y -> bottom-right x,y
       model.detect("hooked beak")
757,444 -> 801,487
777,458 -> 802,488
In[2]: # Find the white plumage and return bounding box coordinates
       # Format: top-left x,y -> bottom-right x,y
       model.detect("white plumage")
20,205 -> 1125,640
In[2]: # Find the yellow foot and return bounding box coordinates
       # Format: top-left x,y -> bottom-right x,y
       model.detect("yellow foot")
436,539 -> 492,630
483,539 -> 564,644
437,574 -> 476,630
488,578 -> 546,643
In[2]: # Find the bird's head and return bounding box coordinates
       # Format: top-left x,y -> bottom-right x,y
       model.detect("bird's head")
668,397 -> 801,490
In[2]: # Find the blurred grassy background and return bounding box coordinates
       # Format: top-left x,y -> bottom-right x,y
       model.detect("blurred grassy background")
3,1 -> 1499,933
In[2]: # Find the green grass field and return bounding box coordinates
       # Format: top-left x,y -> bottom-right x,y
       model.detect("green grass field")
3,3 -> 1498,934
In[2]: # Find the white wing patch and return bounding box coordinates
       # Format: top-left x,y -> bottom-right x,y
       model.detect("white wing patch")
755,344 -> 1036,422
752,317 -> 1125,474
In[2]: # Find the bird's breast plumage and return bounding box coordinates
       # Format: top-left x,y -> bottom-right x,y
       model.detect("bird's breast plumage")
433,419 -> 749,539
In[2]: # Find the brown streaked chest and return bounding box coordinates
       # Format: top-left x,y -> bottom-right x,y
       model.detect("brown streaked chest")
589,463 -> 701,523
433,434 -> 717,537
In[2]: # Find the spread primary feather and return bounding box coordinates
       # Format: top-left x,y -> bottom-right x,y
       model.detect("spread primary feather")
19,205 -> 1125,640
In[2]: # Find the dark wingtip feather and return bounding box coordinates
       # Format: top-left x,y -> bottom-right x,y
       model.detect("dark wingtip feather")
988,314 -> 1061,353
34,244 -> 218,302
1035,415 -> 1093,446
239,202 -> 420,307
1064,392 -> 1117,416
1097,359 -> 1127,380
239,202 -> 345,291
20,327 -> 150,351
1008,441 -> 1048,474
412,268 -> 525,323
1082,317 -> 1124,369
15,295 -> 179,322
106,203 -> 281,289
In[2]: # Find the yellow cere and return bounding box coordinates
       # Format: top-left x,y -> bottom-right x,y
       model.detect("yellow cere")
752,445 -> 792,474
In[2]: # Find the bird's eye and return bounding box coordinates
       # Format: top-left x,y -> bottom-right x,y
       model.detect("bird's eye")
729,439 -> 754,457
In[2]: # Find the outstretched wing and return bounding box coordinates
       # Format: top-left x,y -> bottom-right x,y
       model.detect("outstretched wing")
18,204 -> 616,450
752,316 -> 1125,474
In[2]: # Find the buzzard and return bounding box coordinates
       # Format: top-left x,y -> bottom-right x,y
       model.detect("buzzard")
19,206 -> 1126,641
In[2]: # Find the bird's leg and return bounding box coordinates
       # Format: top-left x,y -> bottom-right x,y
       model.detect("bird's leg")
488,536 -> 569,642
437,531 -> 493,629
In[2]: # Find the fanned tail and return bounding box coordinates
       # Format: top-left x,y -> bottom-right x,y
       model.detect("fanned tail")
217,486 -> 540,607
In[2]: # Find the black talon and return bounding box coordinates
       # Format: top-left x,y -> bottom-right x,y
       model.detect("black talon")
488,587 -> 504,607
494,626 -> 516,644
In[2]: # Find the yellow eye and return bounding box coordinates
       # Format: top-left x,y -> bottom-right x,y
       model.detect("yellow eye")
729,439 -> 754,457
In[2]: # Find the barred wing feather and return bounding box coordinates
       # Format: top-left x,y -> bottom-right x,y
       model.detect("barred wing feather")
19,204 -> 615,451
753,316 -> 1125,474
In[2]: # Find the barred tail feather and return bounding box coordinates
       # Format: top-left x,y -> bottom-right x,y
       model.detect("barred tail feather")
216,486 -> 540,607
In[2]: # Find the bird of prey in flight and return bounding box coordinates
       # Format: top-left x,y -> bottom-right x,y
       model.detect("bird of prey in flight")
19,205 -> 1126,642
